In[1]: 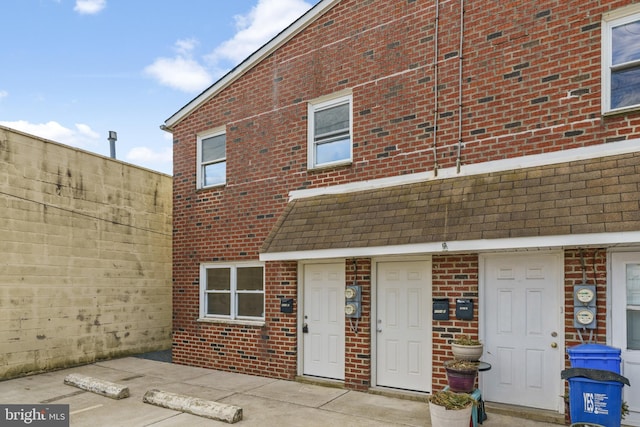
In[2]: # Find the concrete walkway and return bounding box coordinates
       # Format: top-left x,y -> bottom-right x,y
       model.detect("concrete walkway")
0,356 -> 562,426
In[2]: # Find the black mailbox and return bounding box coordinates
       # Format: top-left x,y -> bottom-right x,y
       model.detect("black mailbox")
432,298 -> 449,320
280,298 -> 294,314
455,299 -> 474,320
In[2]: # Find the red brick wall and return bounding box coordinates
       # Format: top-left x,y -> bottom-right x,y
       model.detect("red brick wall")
170,0 -> 637,386
563,249 -> 608,361
173,261 -> 298,379
345,258 -> 371,391
432,254 -> 479,390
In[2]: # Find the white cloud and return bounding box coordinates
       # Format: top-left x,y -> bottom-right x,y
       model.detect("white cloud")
144,39 -> 213,93
74,0 -> 106,15
207,0 -> 313,65
125,146 -> 172,168
0,90 -> 7,99
0,120 -> 100,149
145,0 -> 313,93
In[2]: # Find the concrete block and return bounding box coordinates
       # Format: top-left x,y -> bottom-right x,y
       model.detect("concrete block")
64,373 -> 130,399
143,389 -> 242,424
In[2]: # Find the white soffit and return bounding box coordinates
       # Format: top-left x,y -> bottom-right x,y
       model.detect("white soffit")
259,231 -> 640,261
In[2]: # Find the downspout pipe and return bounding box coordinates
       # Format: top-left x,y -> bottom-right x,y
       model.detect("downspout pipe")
456,0 -> 465,173
432,0 -> 440,176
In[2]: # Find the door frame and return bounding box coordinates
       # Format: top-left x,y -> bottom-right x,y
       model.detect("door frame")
478,251 -> 565,412
370,255 -> 432,391
607,247 -> 639,342
608,248 -> 640,426
297,259 -> 345,378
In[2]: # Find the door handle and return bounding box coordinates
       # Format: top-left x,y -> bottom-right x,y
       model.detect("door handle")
551,342 -> 557,349
303,323 -> 308,333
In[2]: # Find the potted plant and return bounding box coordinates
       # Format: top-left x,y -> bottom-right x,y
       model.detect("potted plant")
444,359 -> 479,392
451,334 -> 484,361
428,389 -> 476,427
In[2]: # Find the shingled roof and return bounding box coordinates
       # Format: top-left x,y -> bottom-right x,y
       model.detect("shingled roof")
261,151 -> 640,255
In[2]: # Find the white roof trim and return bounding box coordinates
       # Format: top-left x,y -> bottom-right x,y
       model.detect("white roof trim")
289,139 -> 640,201
164,0 -> 340,130
259,231 -> 640,261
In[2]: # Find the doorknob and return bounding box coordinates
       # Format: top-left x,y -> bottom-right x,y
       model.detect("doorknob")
551,342 -> 557,348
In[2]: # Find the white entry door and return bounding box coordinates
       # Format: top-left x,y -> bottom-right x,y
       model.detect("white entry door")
376,260 -> 432,392
611,252 -> 640,427
303,262 -> 345,380
482,253 -> 563,410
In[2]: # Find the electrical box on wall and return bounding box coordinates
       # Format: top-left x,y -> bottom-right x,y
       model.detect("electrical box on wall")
345,285 -> 361,318
455,299 -> 474,320
573,284 -> 597,329
433,298 -> 449,320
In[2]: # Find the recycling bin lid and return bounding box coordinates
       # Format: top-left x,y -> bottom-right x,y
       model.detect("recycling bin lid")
567,343 -> 621,355
561,367 -> 630,386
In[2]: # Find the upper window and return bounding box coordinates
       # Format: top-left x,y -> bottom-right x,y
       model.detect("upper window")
603,6 -> 640,114
198,130 -> 226,188
200,263 -> 264,321
308,94 -> 353,169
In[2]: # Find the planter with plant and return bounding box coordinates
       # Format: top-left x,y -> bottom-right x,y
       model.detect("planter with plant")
451,334 -> 484,361
428,389 -> 476,427
444,359 -> 479,393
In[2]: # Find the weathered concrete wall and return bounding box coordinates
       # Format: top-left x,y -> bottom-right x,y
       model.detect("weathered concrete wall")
0,126 -> 172,379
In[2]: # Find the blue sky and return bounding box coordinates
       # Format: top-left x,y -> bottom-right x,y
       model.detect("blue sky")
0,0 -> 320,175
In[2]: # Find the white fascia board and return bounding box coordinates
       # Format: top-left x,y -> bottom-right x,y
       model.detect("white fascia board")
259,231 -> 640,261
164,0 -> 341,130
289,139 -> 640,201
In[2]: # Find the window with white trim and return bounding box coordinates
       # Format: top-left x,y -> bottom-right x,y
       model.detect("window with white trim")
200,263 -> 264,320
197,130 -> 226,188
603,6 -> 640,114
308,94 -> 352,169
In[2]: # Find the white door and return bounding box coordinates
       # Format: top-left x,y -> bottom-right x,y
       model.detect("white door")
482,253 -> 563,410
303,262 -> 345,380
376,260 -> 432,392
611,252 -> 640,426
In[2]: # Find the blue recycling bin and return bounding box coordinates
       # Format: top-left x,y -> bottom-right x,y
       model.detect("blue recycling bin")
567,344 -> 621,374
562,368 -> 630,427
568,377 -> 622,427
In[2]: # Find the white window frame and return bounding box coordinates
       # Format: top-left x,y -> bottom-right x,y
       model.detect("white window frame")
199,262 -> 265,321
307,93 -> 353,169
602,4 -> 640,115
197,128 -> 226,189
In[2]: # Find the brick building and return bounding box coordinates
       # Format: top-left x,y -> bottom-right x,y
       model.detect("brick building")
163,0 -> 640,421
